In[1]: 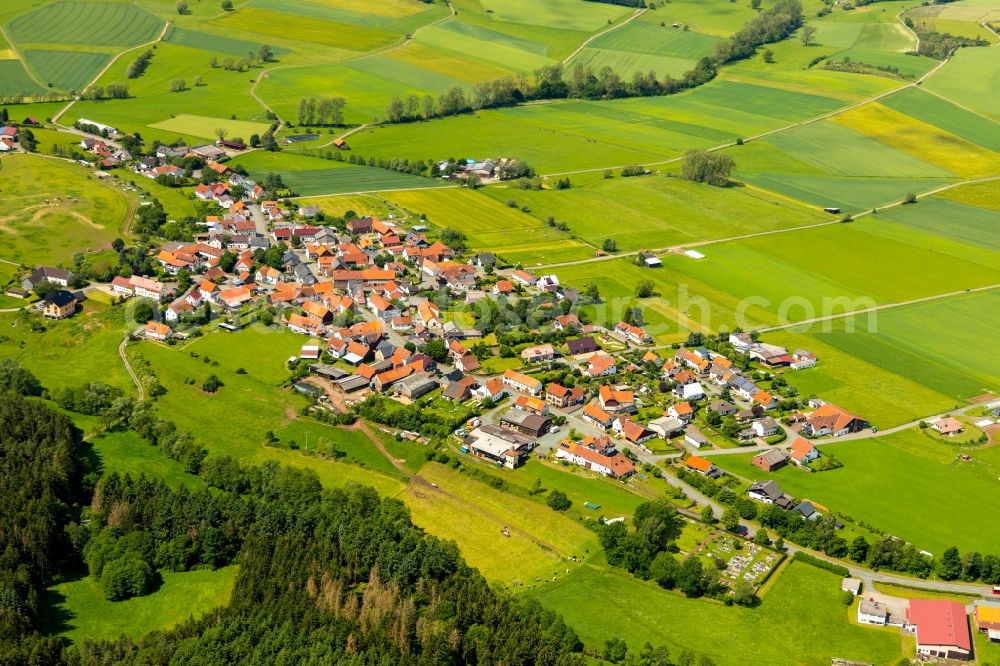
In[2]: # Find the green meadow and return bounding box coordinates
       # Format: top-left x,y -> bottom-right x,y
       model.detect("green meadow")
529,562 -> 905,665
0,154 -> 128,265
0,303 -> 131,391
924,47 -> 1000,121
88,430 -> 206,491
712,428 -> 1000,555
47,565 -> 238,644
484,173 -> 827,252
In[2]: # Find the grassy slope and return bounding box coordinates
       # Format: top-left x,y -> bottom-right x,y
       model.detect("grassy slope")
528,561 -> 904,665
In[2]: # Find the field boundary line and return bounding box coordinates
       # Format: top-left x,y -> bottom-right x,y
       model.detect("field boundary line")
562,7 -> 647,66
0,24 -> 50,91
291,183 -> 459,200
52,19 -> 171,124
755,283 -> 1000,333
896,8 -> 920,53
541,50 -> 959,178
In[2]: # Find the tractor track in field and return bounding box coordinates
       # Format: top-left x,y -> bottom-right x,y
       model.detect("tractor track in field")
52,20 -> 171,124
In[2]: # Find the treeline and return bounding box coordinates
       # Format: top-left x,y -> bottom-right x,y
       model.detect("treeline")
714,0 -> 804,64
381,1 -> 801,123
584,0 -> 646,7
294,96 -> 346,126
126,50 -> 154,79
912,25 -> 989,59
0,391 -> 86,665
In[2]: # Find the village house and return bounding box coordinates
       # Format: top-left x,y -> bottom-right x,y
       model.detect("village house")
473,377 -> 506,402
42,290 -> 78,319
751,449 -> 788,472
613,417 -> 656,445
615,321 -> 651,345
22,266 -> 74,291
790,437 -> 819,465
555,439 -> 635,480
751,417 -> 779,438
514,395 -> 548,416
931,416 -> 964,436
584,354 -> 617,378
501,369 -> 543,396
708,399 -> 737,416
545,383 -> 585,409
553,314 -> 580,331
510,269 -> 536,287
144,321 -> 171,342
747,480 -> 793,508
802,402 -> 868,437
598,385 -> 636,414
582,403 -> 615,429
858,600 -> 890,626
668,401 -> 694,422
685,455 -> 718,477
521,344 -> 555,363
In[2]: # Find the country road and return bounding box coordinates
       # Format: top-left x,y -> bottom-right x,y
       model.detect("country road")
118,337 -> 144,399
562,8 -> 646,65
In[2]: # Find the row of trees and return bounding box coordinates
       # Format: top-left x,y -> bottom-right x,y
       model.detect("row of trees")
126,50 -> 154,79
80,82 -> 129,100
294,96 -> 347,126
380,1 -> 802,123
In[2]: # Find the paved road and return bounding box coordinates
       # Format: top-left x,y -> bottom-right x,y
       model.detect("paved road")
248,203 -> 268,236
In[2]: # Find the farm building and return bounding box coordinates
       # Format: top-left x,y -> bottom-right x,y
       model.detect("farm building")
931,417 -> 964,436
907,599 -> 972,661
975,604 -> 1000,642
752,449 -> 788,472
465,426 -> 534,469
801,402 -> 868,437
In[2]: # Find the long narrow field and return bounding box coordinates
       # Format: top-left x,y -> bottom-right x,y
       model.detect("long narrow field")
482,173 -> 828,252
528,561 -> 905,665
7,2 -> 164,47
712,428 -> 1000,555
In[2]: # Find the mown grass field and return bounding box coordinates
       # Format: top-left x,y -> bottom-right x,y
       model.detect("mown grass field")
798,290 -> 1000,402
46,565 -> 238,644
403,462 -> 598,585
148,114 -> 270,142
880,87 -> 1000,154
878,196 -> 1000,251
0,154 -> 128,265
712,428 -> 1000,555
924,47 -> 1000,121
528,561 -> 905,665
21,49 -> 110,93
7,1 -> 164,47
0,59 -> 47,96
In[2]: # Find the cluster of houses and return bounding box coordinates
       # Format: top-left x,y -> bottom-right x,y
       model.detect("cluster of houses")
0,123 -> 27,153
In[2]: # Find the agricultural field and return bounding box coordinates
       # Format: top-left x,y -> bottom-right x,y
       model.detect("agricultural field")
383,187 -> 596,265
21,50 -> 111,93
528,561 -> 905,665
148,114 -> 270,142
45,565 -> 238,644
551,217 -> 1000,340
7,2 -> 164,48
924,46 -> 1000,121
0,59 -> 48,97
483,172 -> 828,252
712,428 -> 1000,555
0,154 -> 129,266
